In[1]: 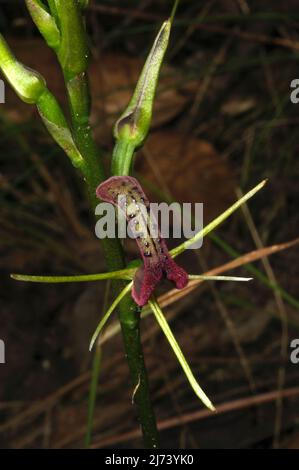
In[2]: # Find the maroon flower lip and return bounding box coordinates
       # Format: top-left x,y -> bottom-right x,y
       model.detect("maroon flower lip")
96,176 -> 188,306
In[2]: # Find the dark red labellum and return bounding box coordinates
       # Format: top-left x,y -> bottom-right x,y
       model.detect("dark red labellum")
96,176 -> 188,306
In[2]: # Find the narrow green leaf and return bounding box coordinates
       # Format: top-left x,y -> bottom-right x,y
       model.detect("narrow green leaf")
171,180 -> 267,258
188,275 -> 253,282
89,281 -> 133,351
11,268 -> 135,283
149,298 -> 215,411
170,0 -> 181,24
85,345 -> 101,447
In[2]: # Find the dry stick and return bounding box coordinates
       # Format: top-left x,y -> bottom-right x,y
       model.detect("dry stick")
0,372 -> 91,434
196,23 -> 299,52
183,33 -> 232,132
90,4 -> 299,52
98,238 -> 299,346
12,425 -> 46,449
29,153 -> 90,239
196,253 -> 256,394
236,188 -> 289,449
155,358 -> 197,447
0,346 -> 126,435
91,385 -> 299,448
157,238 -> 299,309
169,0 -> 214,59
57,370 -> 299,449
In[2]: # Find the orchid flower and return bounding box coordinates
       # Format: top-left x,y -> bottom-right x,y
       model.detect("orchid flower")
12,178 -> 266,411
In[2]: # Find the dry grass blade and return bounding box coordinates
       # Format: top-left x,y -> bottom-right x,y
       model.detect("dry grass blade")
0,372 -> 91,434
237,188 -> 290,448
159,238 -> 299,309
91,386 -> 299,448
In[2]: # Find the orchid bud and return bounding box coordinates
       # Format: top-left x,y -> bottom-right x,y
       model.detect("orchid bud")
0,34 -> 46,103
25,0 -> 60,50
113,20 -> 171,149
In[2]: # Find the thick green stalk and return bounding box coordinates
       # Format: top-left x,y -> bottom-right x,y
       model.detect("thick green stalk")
67,67 -> 159,452
118,295 -> 159,448
55,1 -> 159,447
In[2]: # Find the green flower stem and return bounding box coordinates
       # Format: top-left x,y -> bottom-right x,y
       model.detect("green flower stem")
111,140 -> 136,176
63,73 -> 106,201
118,294 -> 159,448
102,13 -> 175,448
110,117 -> 160,450
51,1 -> 159,447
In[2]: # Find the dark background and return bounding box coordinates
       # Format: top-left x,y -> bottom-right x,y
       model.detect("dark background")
0,0 -> 299,449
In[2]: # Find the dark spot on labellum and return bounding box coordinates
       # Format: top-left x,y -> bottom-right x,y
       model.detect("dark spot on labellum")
95,175 -> 189,307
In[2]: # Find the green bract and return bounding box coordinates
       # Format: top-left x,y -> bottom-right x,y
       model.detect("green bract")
37,89 -> 86,171
25,0 -> 60,50
114,20 -> 171,149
